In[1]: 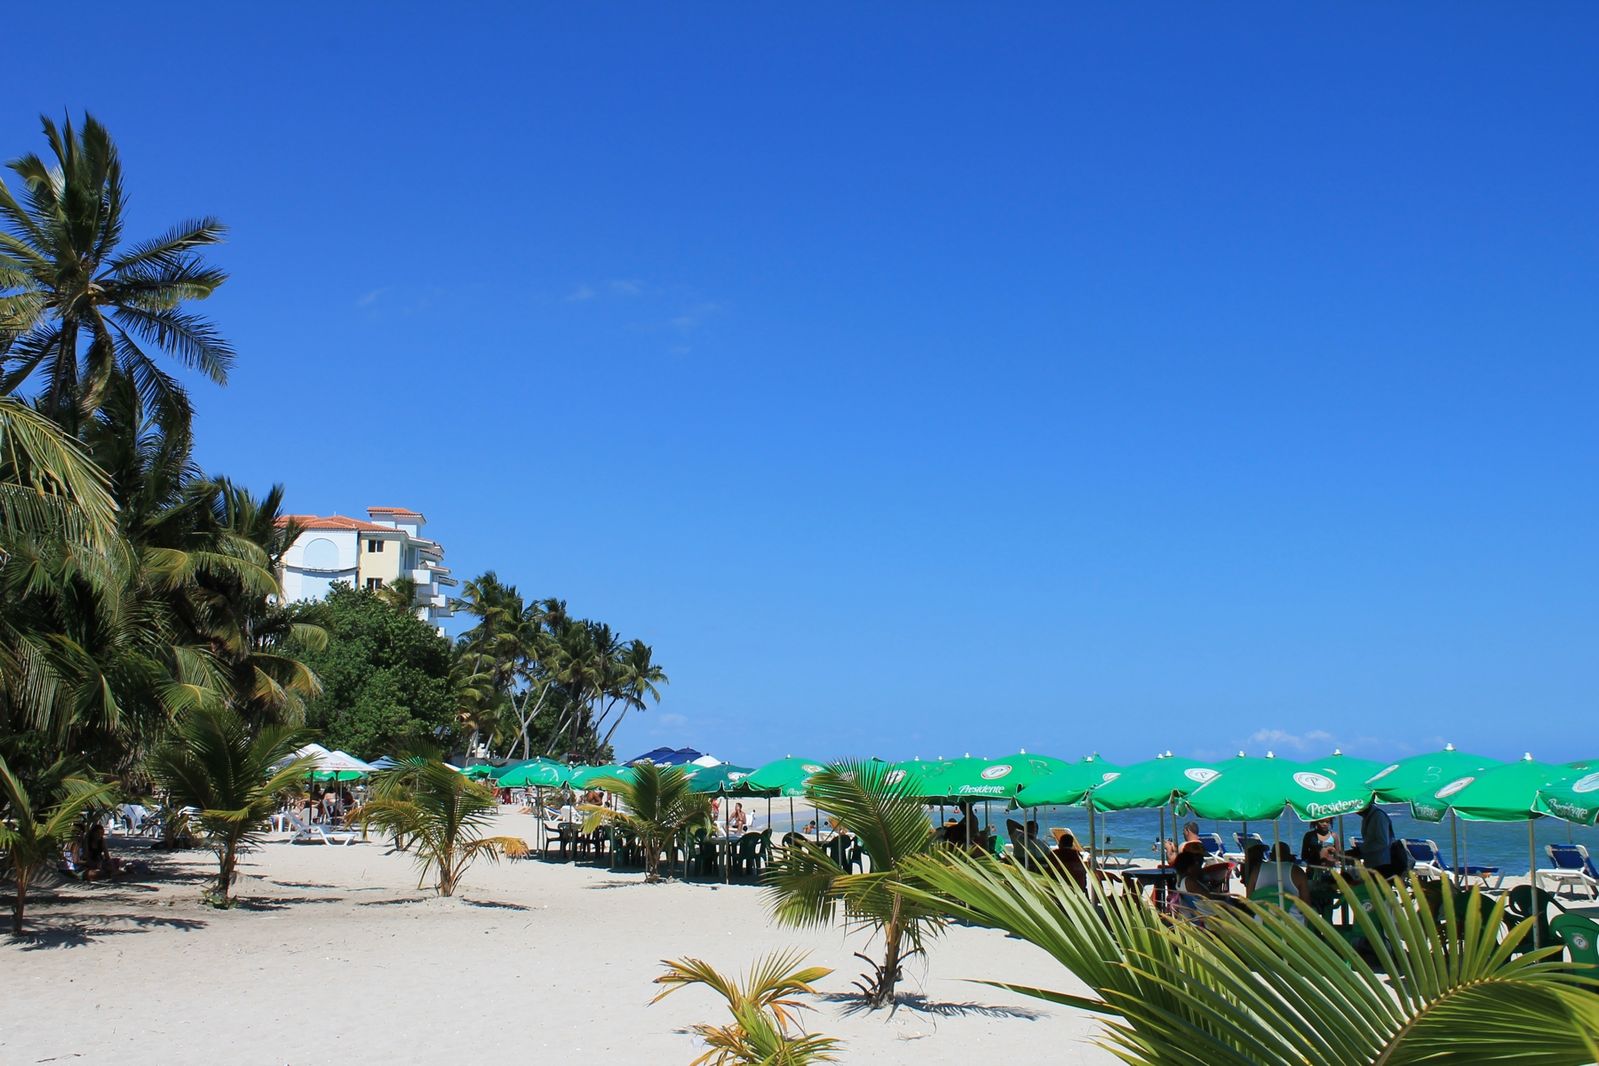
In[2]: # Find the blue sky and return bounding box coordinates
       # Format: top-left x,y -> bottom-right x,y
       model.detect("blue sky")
7,6 -> 1596,765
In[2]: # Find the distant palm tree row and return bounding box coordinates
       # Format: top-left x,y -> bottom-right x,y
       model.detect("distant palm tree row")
451,572 -> 667,763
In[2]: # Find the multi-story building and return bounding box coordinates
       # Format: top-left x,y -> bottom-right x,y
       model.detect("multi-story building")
277,506 -> 456,630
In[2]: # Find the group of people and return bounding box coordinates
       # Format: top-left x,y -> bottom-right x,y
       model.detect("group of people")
299,785 -> 356,825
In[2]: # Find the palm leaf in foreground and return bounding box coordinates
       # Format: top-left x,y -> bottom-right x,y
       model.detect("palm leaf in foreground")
897,851 -> 1599,1065
653,949 -> 841,1065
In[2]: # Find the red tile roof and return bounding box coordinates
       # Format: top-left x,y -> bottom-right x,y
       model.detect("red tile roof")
368,506 -> 424,518
276,514 -> 402,533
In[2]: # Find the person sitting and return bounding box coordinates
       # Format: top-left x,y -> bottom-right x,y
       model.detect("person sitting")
75,823 -> 125,881
1246,842 -> 1309,918
1048,828 -> 1092,891
1008,819 -> 1052,870
1352,799 -> 1409,877
1165,821 -> 1204,864
1300,819 -> 1341,867
729,802 -> 750,834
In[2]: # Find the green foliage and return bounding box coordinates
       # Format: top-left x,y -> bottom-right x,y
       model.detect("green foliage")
148,705 -> 315,904
293,583 -> 456,757
897,852 -> 1599,1065
763,760 -> 943,1007
583,762 -> 712,882
0,112 -> 231,437
653,950 -> 842,1065
356,757 -> 516,896
0,754 -> 114,933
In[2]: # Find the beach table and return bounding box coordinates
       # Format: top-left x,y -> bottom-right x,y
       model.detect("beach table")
1098,847 -> 1134,869
1122,866 -> 1178,905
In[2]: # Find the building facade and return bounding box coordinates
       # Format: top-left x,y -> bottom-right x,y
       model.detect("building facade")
277,506 -> 456,629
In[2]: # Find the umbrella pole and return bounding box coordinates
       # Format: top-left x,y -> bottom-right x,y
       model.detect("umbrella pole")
788,798 -> 795,838
1529,819 -> 1540,950
1087,799 -> 1097,871
1159,805 -> 1166,863
1273,816 -> 1282,901
1450,812 -> 1460,884
723,794 -> 730,884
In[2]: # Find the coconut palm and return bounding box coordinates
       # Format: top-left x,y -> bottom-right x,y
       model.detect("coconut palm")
147,706 -> 315,904
356,757 -> 518,896
896,852 -> 1599,1064
0,113 -> 231,435
0,395 -> 119,555
763,760 -> 944,1007
0,754 -> 114,934
653,950 -> 842,1065
584,762 -> 712,883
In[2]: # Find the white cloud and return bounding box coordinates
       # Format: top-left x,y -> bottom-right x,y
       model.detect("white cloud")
564,284 -> 597,302
607,279 -> 644,296
356,288 -> 387,307
1245,728 -> 1334,753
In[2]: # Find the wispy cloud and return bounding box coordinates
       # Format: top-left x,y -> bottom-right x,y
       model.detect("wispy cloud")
564,284 -> 597,302
356,288 -> 388,308
669,301 -> 722,332
1245,728 -> 1334,753
608,279 -> 645,296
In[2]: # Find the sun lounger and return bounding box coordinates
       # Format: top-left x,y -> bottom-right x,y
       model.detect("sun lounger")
1226,831 -> 1265,863
1403,839 -> 1446,879
1537,843 -> 1598,899
1198,833 -> 1226,858
287,812 -> 357,845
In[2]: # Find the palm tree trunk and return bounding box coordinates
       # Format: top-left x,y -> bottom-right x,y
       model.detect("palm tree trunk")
12,866 -> 29,935
874,904 -> 906,1007
218,838 -> 238,902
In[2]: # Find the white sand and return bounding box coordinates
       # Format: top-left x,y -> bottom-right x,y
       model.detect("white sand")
3,811 -> 1115,1065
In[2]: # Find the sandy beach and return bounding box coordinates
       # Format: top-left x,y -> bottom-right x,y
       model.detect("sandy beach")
3,812 -> 1115,1066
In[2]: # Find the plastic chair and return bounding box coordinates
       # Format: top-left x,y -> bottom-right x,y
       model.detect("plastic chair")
1538,844 -> 1598,899
1550,913 -> 1599,980
1506,884 -> 1562,954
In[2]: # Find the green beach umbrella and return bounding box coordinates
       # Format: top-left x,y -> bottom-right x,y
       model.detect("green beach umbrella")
1067,754 -> 1216,812
1011,754 -> 1124,808
1183,755 -> 1371,822
568,764 -> 635,790
1534,762 -> 1599,826
1365,745 -> 1501,804
1412,754 -> 1566,823
906,756 -> 987,802
496,761 -> 571,788
1312,751 -> 1386,782
685,764 -> 756,794
882,759 -> 942,798
459,764 -> 498,780
311,769 -> 366,782
746,757 -> 829,798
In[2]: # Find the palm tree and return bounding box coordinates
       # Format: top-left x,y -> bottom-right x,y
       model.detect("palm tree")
897,853 -> 1599,1064
356,758 -> 518,896
0,114 -> 232,436
653,950 -> 842,1065
598,639 -> 668,751
584,762 -> 712,883
0,395 -> 119,555
0,755 -> 114,934
147,705 -> 315,904
763,760 -> 944,1008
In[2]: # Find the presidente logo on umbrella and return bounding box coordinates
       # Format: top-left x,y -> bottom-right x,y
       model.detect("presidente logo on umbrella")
980,764 -> 1013,780
1293,771 -> 1336,793
1436,776 -> 1475,799
1571,772 -> 1599,795
884,769 -> 907,786
1184,768 -> 1219,784
1369,763 -> 1401,782
1101,772 -> 1121,783
802,764 -> 825,775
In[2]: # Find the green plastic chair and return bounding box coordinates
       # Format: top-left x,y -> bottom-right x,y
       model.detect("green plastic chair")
1550,913 -> 1599,980
1506,884 -> 1561,954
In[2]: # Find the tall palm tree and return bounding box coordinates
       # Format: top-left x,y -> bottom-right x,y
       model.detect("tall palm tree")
0,394 -> 119,554
584,762 -> 712,883
0,113 -> 232,435
897,854 -> 1599,1064
147,705 -> 314,904
0,754 -> 114,934
356,757 -> 518,896
599,639 -> 668,751
764,760 -> 944,1008
653,951 -> 842,1065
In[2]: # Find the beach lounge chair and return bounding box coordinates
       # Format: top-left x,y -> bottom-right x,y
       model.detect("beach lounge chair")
1537,844 -> 1599,899
1227,832 -> 1265,863
287,812 -> 357,845
1198,833 -> 1226,858
1403,839 -> 1445,879
1550,912 -> 1599,980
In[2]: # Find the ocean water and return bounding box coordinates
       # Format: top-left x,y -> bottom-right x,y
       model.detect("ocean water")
747,799 -> 1597,876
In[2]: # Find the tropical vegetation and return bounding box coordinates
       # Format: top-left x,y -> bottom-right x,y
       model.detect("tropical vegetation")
0,754 -> 114,932
763,760 -> 944,1007
355,757 -> 519,896
583,761 -> 712,883
147,706 -> 315,904
653,951 -> 842,1065
896,852 -> 1599,1065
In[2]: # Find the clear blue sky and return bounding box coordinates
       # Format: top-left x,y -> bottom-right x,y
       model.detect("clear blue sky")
9,6 -> 1596,766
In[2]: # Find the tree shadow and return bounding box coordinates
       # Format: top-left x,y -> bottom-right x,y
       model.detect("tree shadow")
9,913 -> 208,950
819,991 -> 1048,1020
229,895 -> 346,911
457,898 -> 532,911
